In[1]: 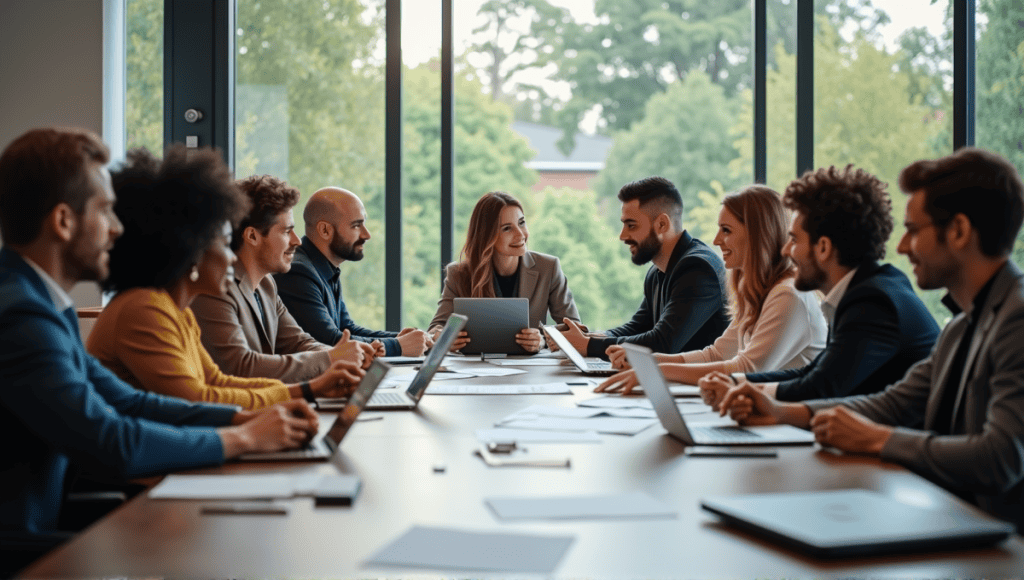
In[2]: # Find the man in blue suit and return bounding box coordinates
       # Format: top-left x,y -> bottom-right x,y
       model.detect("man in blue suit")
704,165 -> 940,403
0,128 -> 319,570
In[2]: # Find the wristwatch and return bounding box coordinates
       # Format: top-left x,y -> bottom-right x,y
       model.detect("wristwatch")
729,372 -> 745,385
300,381 -> 316,403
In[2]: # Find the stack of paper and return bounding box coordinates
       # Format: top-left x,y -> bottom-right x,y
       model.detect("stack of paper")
425,382 -> 573,395
494,404 -> 658,435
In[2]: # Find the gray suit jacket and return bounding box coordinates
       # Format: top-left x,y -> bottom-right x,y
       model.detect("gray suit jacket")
191,274 -> 331,383
429,251 -> 580,332
806,261 -> 1024,528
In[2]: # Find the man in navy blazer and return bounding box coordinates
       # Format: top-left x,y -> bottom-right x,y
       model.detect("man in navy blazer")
0,128 -> 319,567
707,165 -> 939,403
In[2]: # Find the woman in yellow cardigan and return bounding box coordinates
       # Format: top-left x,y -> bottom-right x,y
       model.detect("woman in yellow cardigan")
88,146 -> 363,410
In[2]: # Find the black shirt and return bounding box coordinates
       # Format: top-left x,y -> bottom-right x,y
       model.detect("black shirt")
494,269 -> 520,298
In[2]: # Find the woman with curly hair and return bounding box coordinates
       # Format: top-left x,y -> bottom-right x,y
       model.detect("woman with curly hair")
597,185 -> 827,393
87,146 -> 363,410
428,191 -> 581,353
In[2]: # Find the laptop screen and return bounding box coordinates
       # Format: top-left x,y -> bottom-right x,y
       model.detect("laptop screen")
326,358 -> 390,447
542,325 -> 589,369
406,314 -> 467,400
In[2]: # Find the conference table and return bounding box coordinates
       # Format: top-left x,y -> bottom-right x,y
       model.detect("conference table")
20,355 -> 1024,578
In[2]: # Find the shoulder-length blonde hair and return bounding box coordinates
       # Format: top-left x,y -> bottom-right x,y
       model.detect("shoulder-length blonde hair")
722,185 -> 794,335
458,191 -> 524,298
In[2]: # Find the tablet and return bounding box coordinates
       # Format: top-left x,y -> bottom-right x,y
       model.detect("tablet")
453,297 -> 530,355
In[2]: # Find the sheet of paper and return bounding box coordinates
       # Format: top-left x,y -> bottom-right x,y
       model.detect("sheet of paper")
488,358 -> 566,366
500,416 -> 657,435
365,525 -> 574,574
577,397 -> 710,415
426,382 -> 573,395
475,428 -> 602,444
383,372 -> 475,388
486,491 -> 676,521
149,474 -> 295,500
463,367 -> 528,377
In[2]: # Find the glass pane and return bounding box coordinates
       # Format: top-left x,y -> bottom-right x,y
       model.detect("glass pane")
454,0 -> 752,331
814,0 -> 952,323
975,0 -> 1024,266
125,0 -> 163,153
765,0 -> 797,193
235,0 -> 386,328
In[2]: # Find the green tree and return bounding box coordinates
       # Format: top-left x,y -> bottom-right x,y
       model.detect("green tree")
125,0 -> 162,153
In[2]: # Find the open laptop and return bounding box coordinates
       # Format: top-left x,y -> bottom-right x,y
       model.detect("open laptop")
237,358 -> 390,461
623,343 -> 814,445
363,314 -> 468,410
700,489 -> 1015,558
541,324 -> 616,376
453,297 -> 529,355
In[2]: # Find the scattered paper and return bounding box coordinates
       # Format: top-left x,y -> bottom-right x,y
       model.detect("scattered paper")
426,382 -> 573,395
150,474 -> 294,500
462,367 -> 528,377
365,526 -> 574,574
500,416 -> 657,435
383,372 -> 474,388
475,428 -> 602,444
486,491 -> 676,521
578,396 -> 710,415
488,358 -> 566,366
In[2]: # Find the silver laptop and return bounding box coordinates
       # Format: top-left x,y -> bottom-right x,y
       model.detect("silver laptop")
364,314 -> 468,410
701,489 -> 1015,557
623,343 -> 814,446
237,359 -> 389,461
541,325 -> 616,376
453,297 -> 529,355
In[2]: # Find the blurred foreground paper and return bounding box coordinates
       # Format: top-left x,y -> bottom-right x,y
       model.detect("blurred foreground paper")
365,525 -> 574,573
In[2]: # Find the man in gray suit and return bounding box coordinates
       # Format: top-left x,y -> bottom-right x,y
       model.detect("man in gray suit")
192,175 -> 374,383
713,148 -> 1024,529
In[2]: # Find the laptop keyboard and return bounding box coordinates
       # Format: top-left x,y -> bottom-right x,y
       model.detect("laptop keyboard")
693,425 -> 762,443
586,360 -> 613,370
370,391 -> 409,406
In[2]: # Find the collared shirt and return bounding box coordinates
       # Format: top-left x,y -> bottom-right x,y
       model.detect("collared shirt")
22,255 -> 74,312
820,267 -> 858,328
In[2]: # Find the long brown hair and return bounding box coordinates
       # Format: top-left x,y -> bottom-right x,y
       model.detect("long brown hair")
459,191 -> 524,297
722,186 -> 794,335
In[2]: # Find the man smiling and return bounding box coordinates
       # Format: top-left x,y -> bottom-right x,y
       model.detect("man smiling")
192,175 -> 373,382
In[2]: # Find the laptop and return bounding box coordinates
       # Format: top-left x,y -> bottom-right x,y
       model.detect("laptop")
622,343 -> 815,445
541,324 -> 616,376
453,297 -> 529,355
237,358 -> 390,461
700,489 -> 1015,558
363,314 -> 468,410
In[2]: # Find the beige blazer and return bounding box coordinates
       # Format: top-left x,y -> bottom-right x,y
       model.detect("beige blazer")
429,250 -> 581,332
191,274 -> 331,383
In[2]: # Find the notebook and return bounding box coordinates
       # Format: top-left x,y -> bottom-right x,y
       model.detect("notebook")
453,297 -> 529,355
622,343 -> 814,446
541,325 -> 616,376
363,314 -> 468,410
700,489 -> 1015,557
236,358 -> 390,461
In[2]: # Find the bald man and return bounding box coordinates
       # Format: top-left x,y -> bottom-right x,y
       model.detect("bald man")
275,187 -> 430,356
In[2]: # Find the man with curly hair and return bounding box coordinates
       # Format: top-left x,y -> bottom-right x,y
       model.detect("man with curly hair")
704,165 -> 939,403
191,175 -> 377,382
714,149 -> 1024,530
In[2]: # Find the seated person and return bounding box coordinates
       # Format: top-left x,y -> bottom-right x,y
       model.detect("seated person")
429,191 -> 581,353
597,185 -> 827,393
275,186 -> 430,356
702,165 -> 939,403
559,176 -> 730,359
712,148 -> 1024,530
87,147 -> 363,410
0,128 -> 319,567
191,174 -> 376,383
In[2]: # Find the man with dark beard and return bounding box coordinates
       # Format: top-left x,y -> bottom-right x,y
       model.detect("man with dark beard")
275,186 -> 429,356
560,176 -> 729,359
703,165 -> 939,404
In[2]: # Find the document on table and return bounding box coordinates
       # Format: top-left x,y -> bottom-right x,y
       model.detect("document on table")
462,367 -> 528,377
486,491 -> 677,521
365,525 -> 574,574
149,474 -> 295,500
577,397 -> 710,415
476,428 -> 602,444
425,382 -> 573,395
383,371 -> 475,388
488,358 -> 566,366
499,404 -> 655,421
499,416 -> 657,435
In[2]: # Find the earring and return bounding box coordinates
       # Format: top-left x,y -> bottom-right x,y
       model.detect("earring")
189,265 -> 200,282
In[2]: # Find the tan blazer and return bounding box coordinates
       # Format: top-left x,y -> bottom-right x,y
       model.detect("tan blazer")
429,250 -> 580,332
191,274 -> 331,383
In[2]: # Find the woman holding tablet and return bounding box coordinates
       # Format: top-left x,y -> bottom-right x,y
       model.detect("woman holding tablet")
429,191 -> 581,353
597,185 -> 827,393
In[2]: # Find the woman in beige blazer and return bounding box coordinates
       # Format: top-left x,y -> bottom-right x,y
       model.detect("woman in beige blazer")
429,191 -> 581,352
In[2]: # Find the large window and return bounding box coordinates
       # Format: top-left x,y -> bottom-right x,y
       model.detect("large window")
125,0 -> 163,153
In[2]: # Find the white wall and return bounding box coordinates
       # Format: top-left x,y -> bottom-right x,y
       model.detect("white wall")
0,0 -> 106,306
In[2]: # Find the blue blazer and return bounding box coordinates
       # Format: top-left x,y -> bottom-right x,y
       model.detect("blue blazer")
747,261 -> 940,401
0,249 -> 235,535
275,236 -> 401,355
